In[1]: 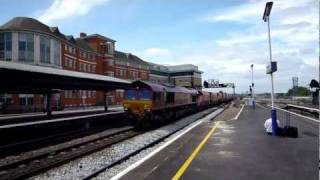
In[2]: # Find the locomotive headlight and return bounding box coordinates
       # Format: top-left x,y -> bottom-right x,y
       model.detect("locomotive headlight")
144,104 -> 151,111
123,104 -> 129,110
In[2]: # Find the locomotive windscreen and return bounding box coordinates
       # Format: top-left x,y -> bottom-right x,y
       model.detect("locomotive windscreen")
125,89 -> 137,100
138,89 -> 152,100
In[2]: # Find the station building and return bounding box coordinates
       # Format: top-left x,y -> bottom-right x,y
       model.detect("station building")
0,17 -> 201,113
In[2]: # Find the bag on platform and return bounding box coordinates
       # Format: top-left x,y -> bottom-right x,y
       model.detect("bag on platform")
283,126 -> 298,138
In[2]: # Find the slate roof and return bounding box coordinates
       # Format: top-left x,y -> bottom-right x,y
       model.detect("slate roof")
0,17 -> 66,40
0,17 -> 96,52
115,51 -> 149,66
82,34 -> 116,42
75,38 -> 95,52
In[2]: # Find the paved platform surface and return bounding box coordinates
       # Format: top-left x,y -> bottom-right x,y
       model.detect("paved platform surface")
0,106 -> 123,126
121,105 -> 319,180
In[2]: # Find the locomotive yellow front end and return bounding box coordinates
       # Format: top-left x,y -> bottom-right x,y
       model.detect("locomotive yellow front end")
123,88 -> 153,119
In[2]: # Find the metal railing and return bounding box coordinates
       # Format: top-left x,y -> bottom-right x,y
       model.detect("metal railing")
258,103 -> 319,137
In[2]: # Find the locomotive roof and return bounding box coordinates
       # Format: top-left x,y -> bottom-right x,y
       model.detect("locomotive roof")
131,80 -> 198,94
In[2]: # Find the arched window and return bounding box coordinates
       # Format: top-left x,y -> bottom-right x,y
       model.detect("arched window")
40,35 -> 50,64
18,32 -> 34,62
0,32 -> 12,61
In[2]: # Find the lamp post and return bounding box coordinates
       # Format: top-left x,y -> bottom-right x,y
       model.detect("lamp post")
263,1 -> 278,135
251,64 -> 255,109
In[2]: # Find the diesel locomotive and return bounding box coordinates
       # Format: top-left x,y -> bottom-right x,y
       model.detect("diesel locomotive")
123,80 -> 233,127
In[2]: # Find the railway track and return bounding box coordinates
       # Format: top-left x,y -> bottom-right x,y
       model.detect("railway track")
0,127 -> 140,180
83,106 -> 225,179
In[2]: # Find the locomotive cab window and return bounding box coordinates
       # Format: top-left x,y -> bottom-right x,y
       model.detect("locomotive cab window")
166,92 -> 174,104
192,95 -> 197,102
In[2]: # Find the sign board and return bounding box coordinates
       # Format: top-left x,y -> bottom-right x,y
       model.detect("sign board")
204,80 -> 235,89
266,61 -> 277,74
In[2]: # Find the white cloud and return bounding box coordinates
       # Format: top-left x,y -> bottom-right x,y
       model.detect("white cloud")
37,0 -> 109,25
160,0 -> 318,93
144,48 -> 171,56
203,0 -> 315,24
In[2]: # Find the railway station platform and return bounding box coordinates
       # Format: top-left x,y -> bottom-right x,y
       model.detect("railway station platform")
0,105 -> 123,126
120,105 -> 319,180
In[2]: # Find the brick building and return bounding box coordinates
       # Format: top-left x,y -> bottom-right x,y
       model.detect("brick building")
0,17 -> 201,113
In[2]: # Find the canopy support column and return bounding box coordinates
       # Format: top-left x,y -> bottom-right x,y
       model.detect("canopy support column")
104,91 -> 108,112
46,89 -> 52,117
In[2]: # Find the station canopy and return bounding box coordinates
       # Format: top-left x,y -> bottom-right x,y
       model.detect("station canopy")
0,61 -> 131,94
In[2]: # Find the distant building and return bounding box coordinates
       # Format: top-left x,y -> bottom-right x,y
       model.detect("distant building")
167,64 -> 202,89
148,63 -> 202,89
148,62 -> 170,84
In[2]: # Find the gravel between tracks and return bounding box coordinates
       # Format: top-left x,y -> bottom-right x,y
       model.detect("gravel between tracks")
29,107 -> 220,180
0,126 -> 132,169
95,105 -> 236,180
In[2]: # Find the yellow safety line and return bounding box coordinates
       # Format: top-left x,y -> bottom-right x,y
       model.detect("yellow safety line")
172,121 -> 220,180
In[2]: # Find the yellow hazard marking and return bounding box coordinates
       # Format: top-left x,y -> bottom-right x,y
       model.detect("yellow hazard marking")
172,121 -> 220,180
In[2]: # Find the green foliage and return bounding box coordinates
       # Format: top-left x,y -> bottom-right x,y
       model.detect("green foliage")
287,86 -> 310,96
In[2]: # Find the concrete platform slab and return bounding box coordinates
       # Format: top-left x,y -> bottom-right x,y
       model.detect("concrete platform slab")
119,105 -> 318,180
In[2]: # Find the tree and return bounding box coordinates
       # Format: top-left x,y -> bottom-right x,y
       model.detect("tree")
287,86 -> 310,96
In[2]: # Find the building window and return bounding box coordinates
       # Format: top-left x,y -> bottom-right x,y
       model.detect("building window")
0,32 -> 12,61
40,36 -> 50,63
53,40 -> 60,66
19,96 -> 33,106
68,46 -> 72,54
18,33 -> 34,62
83,64 -> 87,72
107,42 -> 114,55
64,59 -> 68,67
64,44 -> 68,51
92,65 -> 96,72
108,71 -> 114,77
68,59 -> 73,68
108,59 -> 114,66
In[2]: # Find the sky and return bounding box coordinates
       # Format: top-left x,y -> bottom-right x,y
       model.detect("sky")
0,0 -> 318,94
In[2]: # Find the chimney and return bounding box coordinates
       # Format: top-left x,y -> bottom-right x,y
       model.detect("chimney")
80,32 -> 87,38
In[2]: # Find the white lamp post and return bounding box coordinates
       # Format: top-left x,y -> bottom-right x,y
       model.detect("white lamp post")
263,1 -> 278,135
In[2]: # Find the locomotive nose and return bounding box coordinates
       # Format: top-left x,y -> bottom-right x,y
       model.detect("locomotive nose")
123,100 -> 152,118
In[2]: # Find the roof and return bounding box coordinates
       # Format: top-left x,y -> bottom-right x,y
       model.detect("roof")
0,61 -> 130,84
82,34 -> 116,42
0,17 -> 66,40
167,64 -> 203,73
131,80 -> 198,94
75,38 -> 94,52
0,17 -> 96,53
115,51 -> 149,66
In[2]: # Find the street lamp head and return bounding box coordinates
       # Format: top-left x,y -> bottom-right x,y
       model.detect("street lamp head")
251,64 -> 254,68
263,1 -> 273,22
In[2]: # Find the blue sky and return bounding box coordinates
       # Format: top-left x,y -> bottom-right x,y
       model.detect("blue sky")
0,0 -> 318,93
